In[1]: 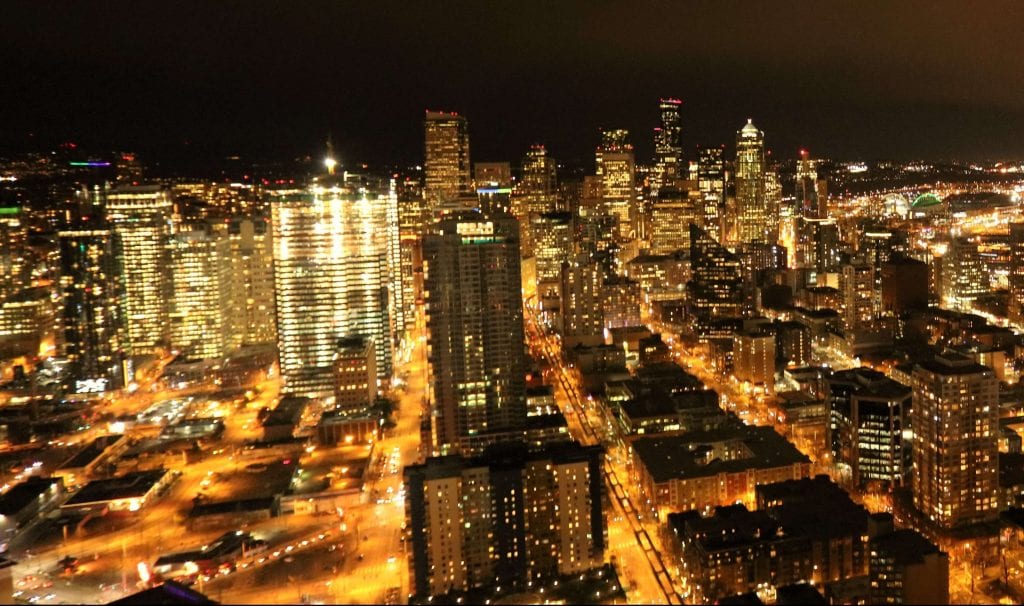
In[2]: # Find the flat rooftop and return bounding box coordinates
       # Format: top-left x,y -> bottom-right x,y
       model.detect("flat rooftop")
633,424 -> 809,483
64,469 -> 168,507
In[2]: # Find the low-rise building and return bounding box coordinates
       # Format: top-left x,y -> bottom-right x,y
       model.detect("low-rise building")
61,469 -> 175,514
632,424 -> 811,515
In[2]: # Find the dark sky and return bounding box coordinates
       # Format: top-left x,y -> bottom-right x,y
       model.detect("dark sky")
4,1 -> 1024,168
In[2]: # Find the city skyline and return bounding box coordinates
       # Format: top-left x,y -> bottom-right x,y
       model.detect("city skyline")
4,5 -> 1024,605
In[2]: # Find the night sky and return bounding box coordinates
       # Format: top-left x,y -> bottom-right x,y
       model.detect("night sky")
4,1 -> 1024,168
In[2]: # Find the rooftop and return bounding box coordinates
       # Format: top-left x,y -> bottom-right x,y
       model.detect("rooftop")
632,425 -> 809,483
64,469 -> 168,507
871,529 -> 943,565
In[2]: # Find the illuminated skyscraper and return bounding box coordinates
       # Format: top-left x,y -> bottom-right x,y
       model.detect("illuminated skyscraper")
520,146 -> 558,217
939,237 -> 987,311
649,188 -> 699,254
57,221 -> 125,392
560,253 -> 605,342
795,150 -> 827,219
424,110 -> 472,215
696,145 -> 725,241
270,173 -> 398,399
532,211 -> 573,294
653,98 -> 683,193
168,227 -> 232,360
0,206 -> 28,301
223,217 -> 276,347
474,162 -> 512,215
397,172 -> 427,329
422,212 -> 526,455
104,185 -> 173,355
911,352 -> 999,529
596,129 -> 636,240
734,119 -> 770,244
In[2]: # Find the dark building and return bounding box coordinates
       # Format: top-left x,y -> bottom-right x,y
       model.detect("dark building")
423,212 -> 527,456
868,528 -> 949,605
58,220 -> 126,393
688,223 -> 743,336
827,368 -> 912,488
667,476 -> 873,603
881,254 -> 929,314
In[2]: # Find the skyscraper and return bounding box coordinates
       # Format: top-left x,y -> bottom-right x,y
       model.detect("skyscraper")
104,185 -> 173,355
423,212 -> 526,455
653,98 -> 683,192
911,352 -> 999,530
474,162 -> 512,216
596,129 -> 636,240
520,145 -> 558,217
795,150 -> 827,219
688,223 -> 744,327
223,217 -> 276,347
734,119 -> 770,244
560,253 -> 605,343
270,172 -> 398,399
697,145 -> 726,241
168,227 -> 232,360
531,211 -> 573,297
424,110 -> 472,215
57,221 -> 125,392
649,187 -> 699,254
0,205 -> 28,301
827,368 -> 911,488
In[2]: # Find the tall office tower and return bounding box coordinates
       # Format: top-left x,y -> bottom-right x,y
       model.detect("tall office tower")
57,221 -> 125,392
596,129 -> 636,240
223,217 -> 276,347
911,352 -> 999,530
734,119 -> 770,244
405,441 -> 605,600
0,206 -> 28,300
424,110 -> 472,216
763,168 -> 781,240
653,98 -> 683,193
423,212 -> 526,455
649,188 -> 699,255
839,261 -> 877,331
397,172 -> 427,326
560,254 -> 605,342
696,145 -> 726,241
939,237 -> 988,311
520,145 -> 558,216
1010,223 -> 1024,325
168,228 -> 232,360
795,149 -> 828,219
270,173 -> 398,399
104,185 -> 173,355
474,162 -> 512,215
688,223 -> 744,327
532,211 -> 573,303
827,368 -> 911,488
795,217 -> 843,277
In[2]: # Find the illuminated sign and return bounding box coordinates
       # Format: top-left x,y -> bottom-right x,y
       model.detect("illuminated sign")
75,378 -> 109,393
455,221 -> 494,236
